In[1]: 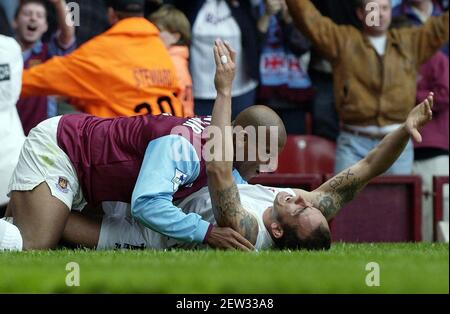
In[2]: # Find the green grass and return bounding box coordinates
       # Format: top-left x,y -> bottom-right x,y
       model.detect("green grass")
0,243 -> 447,294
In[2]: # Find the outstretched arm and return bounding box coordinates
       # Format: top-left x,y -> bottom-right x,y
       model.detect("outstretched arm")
49,0 -> 76,47
295,93 -> 435,220
285,0 -> 350,61
205,40 -> 259,246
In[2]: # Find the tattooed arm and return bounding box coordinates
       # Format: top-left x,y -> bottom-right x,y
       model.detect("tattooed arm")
294,93 -> 435,220
207,181 -> 259,245
205,40 -> 259,245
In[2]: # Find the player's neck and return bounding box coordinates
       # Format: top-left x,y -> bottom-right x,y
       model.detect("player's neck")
262,207 -> 276,241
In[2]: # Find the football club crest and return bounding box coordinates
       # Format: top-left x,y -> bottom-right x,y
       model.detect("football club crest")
56,177 -> 69,193
172,169 -> 187,191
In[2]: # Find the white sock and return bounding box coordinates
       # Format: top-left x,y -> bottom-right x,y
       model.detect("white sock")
0,218 -> 23,251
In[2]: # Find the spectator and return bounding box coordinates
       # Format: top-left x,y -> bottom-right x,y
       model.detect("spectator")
13,0 -> 76,135
392,16 -> 449,241
149,4 -> 194,117
256,0 -> 314,134
0,35 -> 26,217
172,0 -> 260,119
309,0 -> 362,141
393,0 -> 449,55
286,0 -> 449,174
20,0 -> 183,119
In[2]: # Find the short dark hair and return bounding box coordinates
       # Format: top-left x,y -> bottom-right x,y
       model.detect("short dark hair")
106,0 -> 144,18
14,0 -> 47,19
115,10 -> 144,19
274,223 -> 331,251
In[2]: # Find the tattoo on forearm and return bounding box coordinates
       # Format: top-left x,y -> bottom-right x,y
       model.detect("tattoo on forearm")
318,168 -> 364,219
239,212 -> 258,243
211,183 -> 258,244
318,194 -> 338,219
337,178 -> 361,205
211,183 -> 240,221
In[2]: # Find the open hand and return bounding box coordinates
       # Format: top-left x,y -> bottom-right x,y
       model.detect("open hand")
405,92 -> 434,143
213,39 -> 236,96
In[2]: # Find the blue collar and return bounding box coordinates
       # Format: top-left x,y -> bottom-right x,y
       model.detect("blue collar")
22,39 -> 43,61
402,2 -> 442,20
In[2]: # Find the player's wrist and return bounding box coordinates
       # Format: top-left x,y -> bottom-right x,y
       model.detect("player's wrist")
203,224 -> 214,244
216,90 -> 232,98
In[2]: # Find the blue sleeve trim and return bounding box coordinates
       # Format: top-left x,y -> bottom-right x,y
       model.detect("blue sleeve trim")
131,135 -> 209,243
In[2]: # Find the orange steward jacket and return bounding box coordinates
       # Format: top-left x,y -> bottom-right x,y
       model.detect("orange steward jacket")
21,18 -> 183,117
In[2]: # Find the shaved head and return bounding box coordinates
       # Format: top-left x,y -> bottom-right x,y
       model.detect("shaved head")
234,105 -> 287,149
232,105 -> 287,180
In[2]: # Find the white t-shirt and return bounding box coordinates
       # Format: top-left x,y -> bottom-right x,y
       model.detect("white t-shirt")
190,0 -> 258,99
368,34 -> 387,56
98,184 -> 296,251
0,35 -> 26,206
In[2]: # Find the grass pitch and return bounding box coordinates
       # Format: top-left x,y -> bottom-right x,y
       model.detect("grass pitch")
0,243 -> 447,294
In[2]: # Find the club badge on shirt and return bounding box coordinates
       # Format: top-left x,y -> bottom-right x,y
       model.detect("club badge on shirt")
172,168 -> 188,191
56,176 -> 69,193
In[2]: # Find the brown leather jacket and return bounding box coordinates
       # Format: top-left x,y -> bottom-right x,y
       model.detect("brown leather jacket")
287,0 -> 449,126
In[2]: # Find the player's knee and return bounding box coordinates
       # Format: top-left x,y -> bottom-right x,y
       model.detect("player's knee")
22,236 -> 56,250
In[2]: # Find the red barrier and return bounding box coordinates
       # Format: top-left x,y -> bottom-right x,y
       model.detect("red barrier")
327,175 -> 422,242
433,176 -> 449,241
275,135 -> 336,174
249,173 -> 323,191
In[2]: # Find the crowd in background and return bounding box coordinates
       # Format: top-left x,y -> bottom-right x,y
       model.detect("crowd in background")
0,0 -> 448,241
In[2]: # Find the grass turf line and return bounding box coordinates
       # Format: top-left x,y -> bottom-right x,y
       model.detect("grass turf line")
0,243 -> 447,293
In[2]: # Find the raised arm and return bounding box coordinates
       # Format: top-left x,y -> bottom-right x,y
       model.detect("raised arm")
49,0 -> 76,47
205,40 -> 259,246
295,93 -> 435,220
408,11 -> 449,66
285,0 -> 351,61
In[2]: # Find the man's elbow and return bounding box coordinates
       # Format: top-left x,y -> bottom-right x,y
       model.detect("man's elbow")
131,197 -> 150,222
130,199 -> 143,220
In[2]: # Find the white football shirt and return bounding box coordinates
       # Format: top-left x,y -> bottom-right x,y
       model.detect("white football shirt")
98,184 -> 296,251
0,35 -> 26,206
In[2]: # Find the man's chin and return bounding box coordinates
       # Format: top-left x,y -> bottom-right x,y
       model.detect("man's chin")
21,33 -> 42,45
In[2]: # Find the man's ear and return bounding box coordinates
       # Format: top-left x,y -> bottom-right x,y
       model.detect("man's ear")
235,130 -> 248,149
107,7 -> 118,25
173,32 -> 181,44
356,6 -> 365,22
270,222 -> 283,239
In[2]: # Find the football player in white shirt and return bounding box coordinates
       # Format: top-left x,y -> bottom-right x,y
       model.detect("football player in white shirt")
0,35 -> 26,250
60,40 -> 435,252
